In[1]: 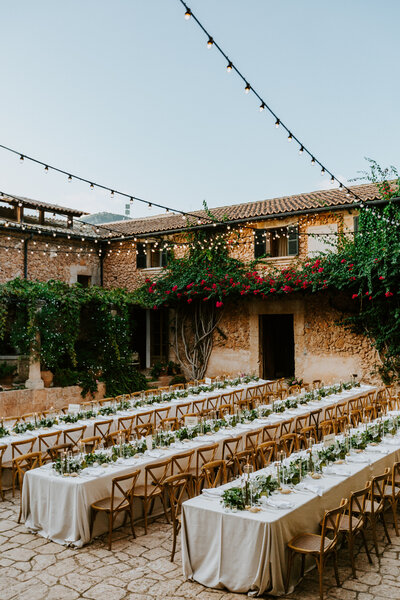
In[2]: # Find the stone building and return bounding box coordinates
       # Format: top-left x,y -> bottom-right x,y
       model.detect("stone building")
0,183 -> 385,385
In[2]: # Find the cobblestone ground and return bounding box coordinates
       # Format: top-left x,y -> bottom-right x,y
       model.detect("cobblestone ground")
1,493 -> 399,600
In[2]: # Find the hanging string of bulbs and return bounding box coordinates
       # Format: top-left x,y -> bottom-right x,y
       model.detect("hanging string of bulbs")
178,0 -> 400,228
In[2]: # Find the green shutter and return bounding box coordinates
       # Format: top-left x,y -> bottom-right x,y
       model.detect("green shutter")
353,216 -> 359,234
136,243 -> 147,269
254,229 -> 266,258
161,248 -> 169,267
287,225 -> 299,256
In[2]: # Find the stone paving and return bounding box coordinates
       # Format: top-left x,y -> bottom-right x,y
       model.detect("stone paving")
1,492 -> 399,600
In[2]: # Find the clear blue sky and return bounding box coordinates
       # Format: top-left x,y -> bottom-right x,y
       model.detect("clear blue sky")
0,0 -> 398,219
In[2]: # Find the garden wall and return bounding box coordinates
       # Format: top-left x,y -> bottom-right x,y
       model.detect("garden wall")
0,383 -> 106,417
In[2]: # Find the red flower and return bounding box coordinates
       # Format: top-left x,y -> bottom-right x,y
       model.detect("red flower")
318,267 -> 324,273
341,259 -> 346,263
216,301 -> 223,308
187,283 -> 194,289
172,285 -> 178,292
379,276 -> 384,280
187,298 -> 193,303
385,291 -> 393,297
270,288 -> 276,293
352,294 -> 358,299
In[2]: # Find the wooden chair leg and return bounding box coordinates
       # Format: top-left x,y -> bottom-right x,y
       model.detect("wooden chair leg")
391,501 -> 399,536
89,509 -> 96,540
128,508 -> 136,539
370,517 -> 380,557
160,492 -> 171,524
360,529 -> 373,564
380,511 -> 391,545
143,498 -> 149,535
332,551 -> 340,587
348,533 -> 356,578
317,556 -> 324,600
108,512 -> 113,551
171,523 -> 177,562
300,554 -> 305,578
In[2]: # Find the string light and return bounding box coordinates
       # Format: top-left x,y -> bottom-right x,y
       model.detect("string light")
244,83 -> 251,94
207,37 -> 213,48
299,146 -> 304,155
259,102 -> 265,112
287,132 -> 293,142
226,61 -> 233,72
275,119 -> 280,128
184,8 -> 191,19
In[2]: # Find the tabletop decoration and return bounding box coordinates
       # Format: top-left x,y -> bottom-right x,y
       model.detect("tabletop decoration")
0,422 -> 10,438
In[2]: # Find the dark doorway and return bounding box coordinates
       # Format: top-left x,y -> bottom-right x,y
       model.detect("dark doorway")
260,314 -> 295,379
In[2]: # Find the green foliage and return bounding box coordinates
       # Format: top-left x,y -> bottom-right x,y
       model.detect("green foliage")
0,361 -> 17,379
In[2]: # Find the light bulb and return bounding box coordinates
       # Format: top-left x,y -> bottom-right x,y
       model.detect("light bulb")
275,119 -> 280,128
299,146 -> 304,155
321,167 -> 325,175
288,132 -> 293,142
330,176 -> 335,184
90,183 -> 94,190
184,9 -> 191,20
110,190 -> 114,197
311,157 -> 315,165
20,155 -> 24,162
244,83 -> 251,94
226,61 -> 233,72
259,102 -> 265,112
68,175 -> 72,182
44,165 -> 49,173
207,37 -> 213,48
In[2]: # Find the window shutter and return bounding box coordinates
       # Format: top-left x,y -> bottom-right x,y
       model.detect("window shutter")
254,229 -> 266,258
287,225 -> 299,256
136,243 -> 147,269
161,248 -> 169,267
353,216 -> 359,234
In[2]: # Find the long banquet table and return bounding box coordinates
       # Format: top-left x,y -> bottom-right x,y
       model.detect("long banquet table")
21,383 -> 374,547
181,414 -> 398,596
1,379 -> 270,463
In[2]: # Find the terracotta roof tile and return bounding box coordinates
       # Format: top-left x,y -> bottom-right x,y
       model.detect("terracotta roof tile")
108,182 -> 381,237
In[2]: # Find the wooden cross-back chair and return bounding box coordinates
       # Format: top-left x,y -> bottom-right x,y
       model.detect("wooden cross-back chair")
80,435 -> 101,454
308,409 -> 322,439
206,395 -> 220,411
364,469 -> 391,557
160,417 -> 179,431
170,449 -> 195,478
13,451 -> 42,522
192,398 -> 206,414
320,419 -> 335,438
256,440 -> 276,469
324,406 -> 336,421
193,443 -> 219,493
384,461 -> 400,537
175,402 -> 192,421
10,438 -> 35,495
135,410 -> 153,428
285,499 -> 348,600
154,406 -> 171,427
63,425 -> 87,450
294,414 -> 309,434
90,469 -> 140,550
105,428 -> 129,448
220,391 -> 234,406
0,444 -> 8,500
133,458 -> 172,534
222,435 -> 242,478
218,403 -> 233,418
245,429 -> 262,452
335,402 -> 347,419
262,423 -> 280,443
38,431 -> 61,462
93,419 -> 113,442
117,415 -> 135,435
299,425 -> 317,449
279,418 -> 294,437
234,450 -> 256,475
335,415 -> 349,434
163,473 -> 193,561
289,384 -> 301,396
279,433 -> 299,457
201,459 -> 227,489
134,423 -> 153,438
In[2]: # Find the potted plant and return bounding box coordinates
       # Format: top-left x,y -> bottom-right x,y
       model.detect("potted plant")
40,367 -> 54,388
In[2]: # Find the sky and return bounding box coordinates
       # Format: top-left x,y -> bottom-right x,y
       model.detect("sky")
0,0 -> 399,220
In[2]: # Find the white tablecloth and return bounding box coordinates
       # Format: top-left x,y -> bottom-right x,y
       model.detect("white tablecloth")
21,384 -> 373,548
181,423 -> 398,596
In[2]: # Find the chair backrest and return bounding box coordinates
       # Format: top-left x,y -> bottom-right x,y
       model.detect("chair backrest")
105,429 -> 129,448
238,398 -> 252,411
80,435 -> 101,453
175,402 -> 192,419
38,430 -> 61,453
170,383 -> 185,390
262,423 -> 280,442
294,414 -> 308,434
11,438 -> 35,459
163,473 -> 192,523
201,459 -> 227,488
20,413 -> 35,422
135,423 -> 153,438
245,386 -> 260,400
320,499 -> 348,553
136,410 -> 153,427
154,406 -> 171,426
312,379 -> 322,389
348,397 -> 360,412
289,384 -> 301,396
144,458 -> 172,496
308,409 -> 322,432
350,409 -> 362,428
117,415 -> 135,434
221,391 -> 234,405
299,425 -> 317,448
63,425 -> 87,448
324,406 -> 336,421
218,403 -> 233,418
370,469 -> 390,513
335,415 -> 349,433
234,450 -> 256,474
245,429 -> 262,451
206,395 -> 220,411
348,484 -> 370,531
279,433 -> 299,456
195,443 -> 219,477
392,461 -> 400,493
160,417 -> 179,431
256,441 -> 276,467
320,419 -> 334,437
13,451 -> 42,489
335,402 -> 347,419
192,398 -> 205,414
279,418 -> 293,437
47,443 -> 73,461
171,449 -> 195,475
2,415 -> 20,428
111,469 -> 140,512
222,436 -> 242,461
93,419 -> 113,441
364,405 -> 377,421
0,443 -> 7,465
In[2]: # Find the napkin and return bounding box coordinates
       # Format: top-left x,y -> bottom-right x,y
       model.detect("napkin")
266,499 -> 294,510
201,488 -> 223,498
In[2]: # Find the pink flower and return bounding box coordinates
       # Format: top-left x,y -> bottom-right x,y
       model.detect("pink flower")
216,301 -> 223,308
379,276 -> 384,280
341,259 -> 346,263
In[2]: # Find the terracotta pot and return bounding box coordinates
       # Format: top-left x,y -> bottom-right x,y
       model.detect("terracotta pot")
40,370 -> 54,388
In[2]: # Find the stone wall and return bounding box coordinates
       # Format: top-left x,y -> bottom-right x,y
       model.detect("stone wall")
0,231 -> 100,285
0,382 -> 106,417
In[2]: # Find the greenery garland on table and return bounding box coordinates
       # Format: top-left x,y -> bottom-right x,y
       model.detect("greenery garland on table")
221,413 -> 400,510
0,279 -> 147,397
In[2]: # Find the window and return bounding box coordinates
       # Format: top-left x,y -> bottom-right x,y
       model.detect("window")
307,224 -> 338,255
353,216 -> 359,234
254,226 -> 298,259
77,274 -> 91,288
136,242 -> 169,269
